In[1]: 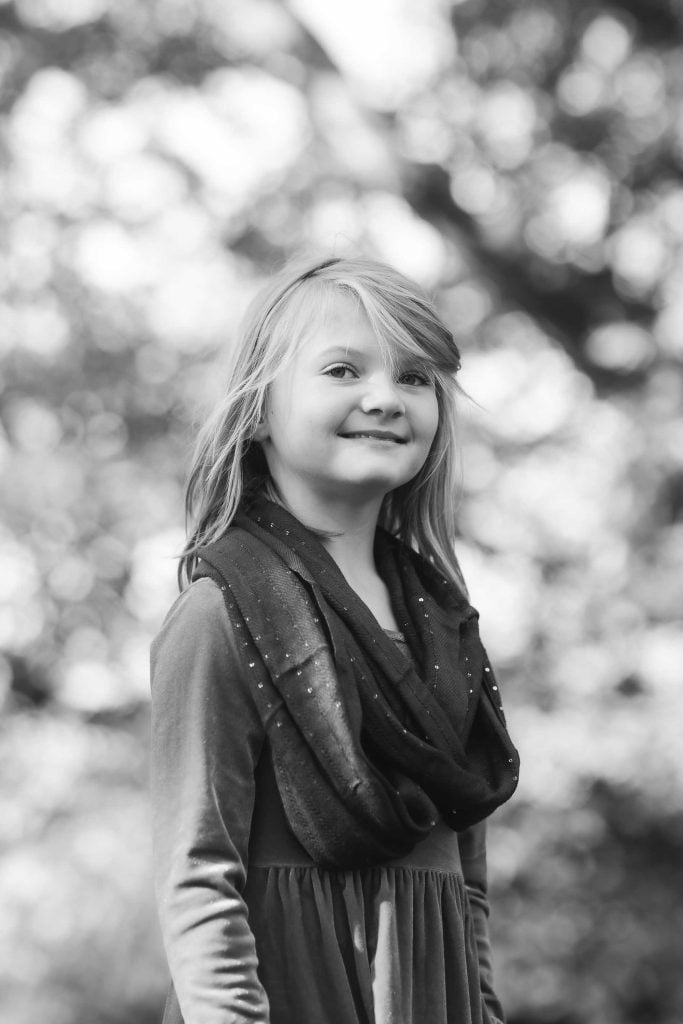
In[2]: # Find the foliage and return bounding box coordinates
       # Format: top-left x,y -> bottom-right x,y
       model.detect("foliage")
1,0 -> 682,1021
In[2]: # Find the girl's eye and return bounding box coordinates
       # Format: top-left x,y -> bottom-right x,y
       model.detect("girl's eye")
324,363 -> 357,379
399,370 -> 432,387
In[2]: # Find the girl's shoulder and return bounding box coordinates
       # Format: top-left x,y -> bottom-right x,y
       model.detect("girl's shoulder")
162,576 -> 225,625
152,577 -> 229,662
150,576 -> 265,726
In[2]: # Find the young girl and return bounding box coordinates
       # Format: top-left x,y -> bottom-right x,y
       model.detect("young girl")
151,253 -> 520,1024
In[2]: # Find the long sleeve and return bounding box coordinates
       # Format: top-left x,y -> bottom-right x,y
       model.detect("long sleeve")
458,821 -> 506,1024
150,577 -> 270,1024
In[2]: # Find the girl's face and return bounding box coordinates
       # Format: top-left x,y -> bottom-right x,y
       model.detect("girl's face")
255,293 -> 439,513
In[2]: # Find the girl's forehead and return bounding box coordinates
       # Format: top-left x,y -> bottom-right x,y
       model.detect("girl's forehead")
317,295 -> 372,341
294,291 -> 424,365
290,295 -> 371,355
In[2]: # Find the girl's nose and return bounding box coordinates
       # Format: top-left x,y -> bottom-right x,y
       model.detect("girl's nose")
360,372 -> 405,416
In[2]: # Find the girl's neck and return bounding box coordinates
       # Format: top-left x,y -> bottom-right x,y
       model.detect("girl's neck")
274,485 -> 383,582
320,524 -> 377,585
271,485 -> 399,630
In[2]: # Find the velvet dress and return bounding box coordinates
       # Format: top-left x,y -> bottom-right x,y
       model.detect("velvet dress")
151,577 -> 507,1024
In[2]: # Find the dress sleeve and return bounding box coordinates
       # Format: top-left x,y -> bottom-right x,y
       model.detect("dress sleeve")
458,821 -> 506,1024
150,577 -> 270,1024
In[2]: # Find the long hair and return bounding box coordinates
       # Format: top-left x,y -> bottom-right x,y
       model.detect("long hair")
179,253 -> 466,591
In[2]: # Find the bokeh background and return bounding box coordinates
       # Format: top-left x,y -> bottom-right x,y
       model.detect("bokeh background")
1,0 -> 682,1022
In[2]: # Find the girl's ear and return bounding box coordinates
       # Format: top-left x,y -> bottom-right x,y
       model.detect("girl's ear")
253,416 -> 269,442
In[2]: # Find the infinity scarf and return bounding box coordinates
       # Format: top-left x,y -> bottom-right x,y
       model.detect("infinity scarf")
194,497 -> 519,868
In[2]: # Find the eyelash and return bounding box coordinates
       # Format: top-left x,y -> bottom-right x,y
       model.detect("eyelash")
324,363 -> 432,386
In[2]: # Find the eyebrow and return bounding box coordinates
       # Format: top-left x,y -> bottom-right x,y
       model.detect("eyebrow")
317,346 -> 367,361
317,345 -> 431,366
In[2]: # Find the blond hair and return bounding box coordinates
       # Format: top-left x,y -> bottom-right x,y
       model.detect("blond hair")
180,253 -> 466,591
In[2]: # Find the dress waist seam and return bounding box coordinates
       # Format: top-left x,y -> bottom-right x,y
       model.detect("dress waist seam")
247,860 -> 464,875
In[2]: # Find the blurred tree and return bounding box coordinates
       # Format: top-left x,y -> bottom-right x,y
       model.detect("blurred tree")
0,1 -> 682,1022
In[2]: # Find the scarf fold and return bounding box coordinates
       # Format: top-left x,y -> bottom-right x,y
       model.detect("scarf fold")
194,497 -> 519,868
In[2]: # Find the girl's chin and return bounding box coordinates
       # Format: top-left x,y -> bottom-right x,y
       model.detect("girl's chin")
332,471 -> 417,495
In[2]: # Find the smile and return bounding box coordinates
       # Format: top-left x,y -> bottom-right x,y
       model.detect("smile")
339,432 -> 407,444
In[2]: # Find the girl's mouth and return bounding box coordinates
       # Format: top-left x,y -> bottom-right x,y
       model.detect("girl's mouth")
339,431 -> 407,444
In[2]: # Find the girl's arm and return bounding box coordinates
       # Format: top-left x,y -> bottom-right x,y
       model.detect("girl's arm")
151,577 -> 270,1024
458,821 -> 506,1024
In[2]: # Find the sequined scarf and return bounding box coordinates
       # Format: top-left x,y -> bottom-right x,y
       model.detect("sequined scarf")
194,497 -> 519,868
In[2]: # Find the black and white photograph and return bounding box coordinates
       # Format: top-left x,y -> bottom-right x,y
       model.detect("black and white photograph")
1,2 -> 681,1023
